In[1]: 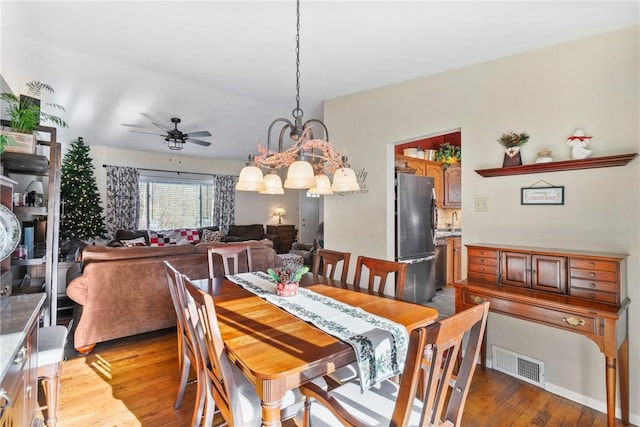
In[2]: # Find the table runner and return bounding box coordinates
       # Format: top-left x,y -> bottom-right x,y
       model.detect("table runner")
227,272 -> 409,391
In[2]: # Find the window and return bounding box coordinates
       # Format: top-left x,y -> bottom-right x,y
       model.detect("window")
138,173 -> 214,230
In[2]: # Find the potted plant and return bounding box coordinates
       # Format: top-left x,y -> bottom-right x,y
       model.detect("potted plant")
267,265 -> 310,296
434,142 -> 461,169
498,132 -> 529,167
0,80 -> 68,154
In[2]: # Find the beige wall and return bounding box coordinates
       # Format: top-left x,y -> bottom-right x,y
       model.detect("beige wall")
83,145 -> 300,232
324,26 -> 639,421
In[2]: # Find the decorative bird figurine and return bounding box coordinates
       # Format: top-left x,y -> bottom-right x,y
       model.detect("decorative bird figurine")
567,129 -> 593,160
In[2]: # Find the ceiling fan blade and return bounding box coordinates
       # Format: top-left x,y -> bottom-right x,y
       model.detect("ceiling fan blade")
185,130 -> 212,138
130,130 -> 166,136
121,123 -> 149,128
187,138 -> 212,147
151,121 -> 171,132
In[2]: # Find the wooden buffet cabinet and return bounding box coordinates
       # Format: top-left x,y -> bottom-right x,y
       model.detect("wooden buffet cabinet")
454,243 -> 629,426
266,224 -> 297,254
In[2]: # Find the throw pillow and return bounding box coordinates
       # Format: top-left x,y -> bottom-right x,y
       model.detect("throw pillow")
149,230 -> 175,247
173,228 -> 200,245
201,229 -> 223,243
121,237 -> 147,247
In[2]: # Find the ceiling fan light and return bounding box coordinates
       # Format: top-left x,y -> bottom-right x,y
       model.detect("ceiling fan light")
284,160 -> 315,189
308,174 -> 333,195
236,165 -> 266,192
331,167 -> 360,192
260,172 -> 285,195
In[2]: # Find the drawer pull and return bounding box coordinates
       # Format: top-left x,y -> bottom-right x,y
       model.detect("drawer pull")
590,282 -> 596,288
479,275 -> 485,280
562,316 -> 585,327
589,272 -> 596,278
0,387 -> 11,410
480,259 -> 485,264
471,295 -> 487,304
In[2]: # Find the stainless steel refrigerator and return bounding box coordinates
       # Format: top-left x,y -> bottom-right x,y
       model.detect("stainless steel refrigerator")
395,173 -> 437,303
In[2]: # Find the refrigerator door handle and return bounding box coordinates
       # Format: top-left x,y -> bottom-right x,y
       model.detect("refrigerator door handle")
431,189 -> 437,245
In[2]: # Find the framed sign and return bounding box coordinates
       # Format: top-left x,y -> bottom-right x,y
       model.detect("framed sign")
521,186 -> 564,205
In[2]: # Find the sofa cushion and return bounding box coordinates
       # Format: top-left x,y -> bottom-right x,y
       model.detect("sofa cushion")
226,224 -> 265,241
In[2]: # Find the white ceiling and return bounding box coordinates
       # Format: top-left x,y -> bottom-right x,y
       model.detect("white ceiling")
1,1 -> 638,160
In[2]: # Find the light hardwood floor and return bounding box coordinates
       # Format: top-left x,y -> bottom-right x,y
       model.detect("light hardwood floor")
51,328 -> 632,427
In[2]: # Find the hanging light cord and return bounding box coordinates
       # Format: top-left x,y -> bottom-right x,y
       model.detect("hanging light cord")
294,0 -> 301,118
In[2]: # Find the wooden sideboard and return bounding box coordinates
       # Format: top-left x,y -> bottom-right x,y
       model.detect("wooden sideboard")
266,224 -> 297,254
453,243 -> 629,427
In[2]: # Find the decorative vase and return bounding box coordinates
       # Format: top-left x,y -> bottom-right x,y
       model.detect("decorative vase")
276,282 -> 299,297
502,147 -> 522,167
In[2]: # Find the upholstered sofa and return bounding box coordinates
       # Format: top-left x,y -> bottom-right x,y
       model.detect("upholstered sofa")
221,224 -> 279,246
66,240 -> 280,354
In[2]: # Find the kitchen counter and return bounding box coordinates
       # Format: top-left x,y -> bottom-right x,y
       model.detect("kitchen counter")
435,229 -> 462,238
0,293 -> 45,382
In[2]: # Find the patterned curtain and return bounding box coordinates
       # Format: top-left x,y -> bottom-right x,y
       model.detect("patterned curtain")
213,174 -> 237,234
106,166 -> 140,236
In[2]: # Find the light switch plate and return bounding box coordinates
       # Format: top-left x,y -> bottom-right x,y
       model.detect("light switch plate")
474,197 -> 488,212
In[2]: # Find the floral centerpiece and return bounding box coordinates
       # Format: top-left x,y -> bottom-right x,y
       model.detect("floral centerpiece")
267,265 -> 309,297
498,132 -> 529,167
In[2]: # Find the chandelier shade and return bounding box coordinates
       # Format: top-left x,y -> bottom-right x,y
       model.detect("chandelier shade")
260,171 -> 285,194
308,174 -> 333,195
284,159 -> 316,188
236,161 -> 266,192
331,167 -> 360,192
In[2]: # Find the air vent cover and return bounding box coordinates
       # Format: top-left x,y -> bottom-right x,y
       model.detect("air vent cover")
491,345 -> 545,388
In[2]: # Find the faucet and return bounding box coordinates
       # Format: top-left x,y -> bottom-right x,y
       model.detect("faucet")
451,211 -> 458,229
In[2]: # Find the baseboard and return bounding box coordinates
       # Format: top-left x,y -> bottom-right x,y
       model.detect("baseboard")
484,358 -> 638,425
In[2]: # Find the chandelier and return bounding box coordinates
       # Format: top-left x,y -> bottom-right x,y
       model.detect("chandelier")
236,0 -> 359,195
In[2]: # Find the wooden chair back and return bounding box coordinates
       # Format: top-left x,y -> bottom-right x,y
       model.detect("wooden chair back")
352,255 -> 407,297
312,248 -> 351,283
183,275 -> 248,426
395,301 -> 490,426
207,244 -> 253,278
164,262 -> 208,426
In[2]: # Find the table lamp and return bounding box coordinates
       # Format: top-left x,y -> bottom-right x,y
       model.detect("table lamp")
273,207 -> 286,225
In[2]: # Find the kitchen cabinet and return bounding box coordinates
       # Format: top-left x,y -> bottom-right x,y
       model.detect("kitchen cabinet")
446,237 -> 462,286
266,224 -> 297,254
1,123 -> 61,327
0,293 -> 45,427
443,163 -> 461,208
396,156 -> 443,206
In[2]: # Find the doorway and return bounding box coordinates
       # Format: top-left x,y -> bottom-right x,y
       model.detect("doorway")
299,192 -> 320,244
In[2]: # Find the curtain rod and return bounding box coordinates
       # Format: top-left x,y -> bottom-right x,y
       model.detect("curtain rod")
102,164 -> 215,177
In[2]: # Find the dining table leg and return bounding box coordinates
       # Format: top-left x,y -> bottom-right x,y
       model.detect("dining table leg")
256,378 -> 286,427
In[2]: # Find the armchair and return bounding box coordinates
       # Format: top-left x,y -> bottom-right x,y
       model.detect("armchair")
289,222 -> 323,266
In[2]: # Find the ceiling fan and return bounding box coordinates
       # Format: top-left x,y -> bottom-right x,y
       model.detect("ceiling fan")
123,116 -> 212,150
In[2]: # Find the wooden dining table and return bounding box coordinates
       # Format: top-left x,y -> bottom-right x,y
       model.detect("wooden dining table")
192,273 -> 439,427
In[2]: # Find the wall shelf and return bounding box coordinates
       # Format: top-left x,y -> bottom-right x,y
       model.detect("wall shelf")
475,153 -> 638,177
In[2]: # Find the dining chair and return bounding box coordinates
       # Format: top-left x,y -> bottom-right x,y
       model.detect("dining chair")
164,261 -> 199,413
207,244 -> 253,278
182,274 -> 315,426
353,255 -> 408,297
37,324 -> 69,427
312,248 -> 351,284
298,301 -> 490,427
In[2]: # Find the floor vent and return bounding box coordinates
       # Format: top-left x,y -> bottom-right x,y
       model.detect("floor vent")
491,345 -> 545,388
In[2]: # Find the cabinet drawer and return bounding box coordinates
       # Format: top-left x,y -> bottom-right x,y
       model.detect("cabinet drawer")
569,258 -> 617,272
461,290 -> 598,335
569,287 -> 618,304
570,268 -> 617,282
467,271 -> 498,283
468,256 -> 498,267
570,278 -> 617,293
468,263 -> 498,275
468,248 -> 499,259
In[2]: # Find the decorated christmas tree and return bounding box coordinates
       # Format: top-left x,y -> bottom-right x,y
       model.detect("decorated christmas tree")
60,137 -> 106,240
